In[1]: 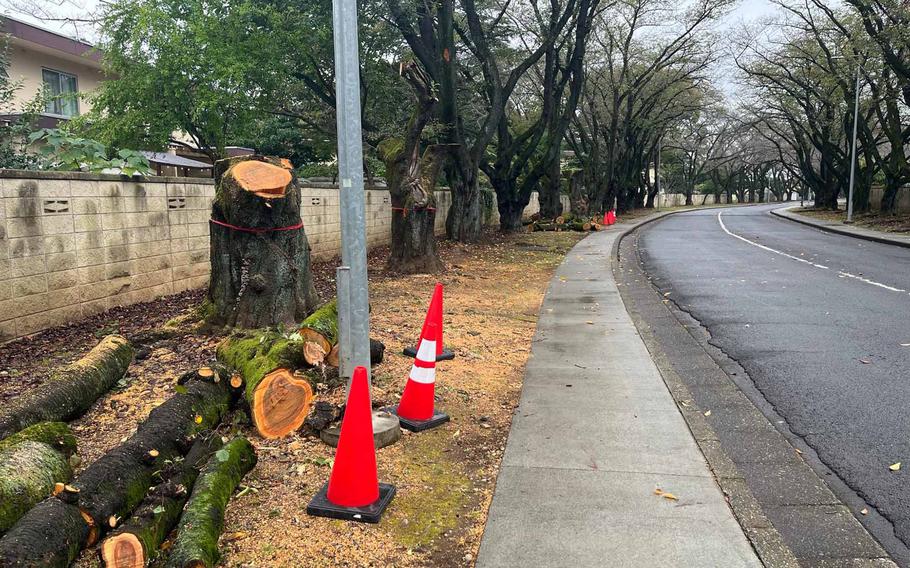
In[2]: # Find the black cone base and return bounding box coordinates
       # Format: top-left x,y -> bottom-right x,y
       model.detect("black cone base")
383,406 -> 450,432
306,482 -> 396,523
402,346 -> 455,362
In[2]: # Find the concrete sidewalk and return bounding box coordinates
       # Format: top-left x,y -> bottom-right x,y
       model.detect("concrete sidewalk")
476,220 -> 761,567
771,204 -> 910,248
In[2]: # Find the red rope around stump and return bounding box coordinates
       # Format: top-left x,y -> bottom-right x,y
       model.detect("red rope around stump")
210,218 -> 304,234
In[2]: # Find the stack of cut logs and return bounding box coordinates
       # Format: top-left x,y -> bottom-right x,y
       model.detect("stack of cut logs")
525,213 -> 604,232
0,297 -> 384,567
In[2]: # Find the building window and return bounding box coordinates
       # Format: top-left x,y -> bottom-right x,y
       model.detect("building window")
42,68 -> 79,117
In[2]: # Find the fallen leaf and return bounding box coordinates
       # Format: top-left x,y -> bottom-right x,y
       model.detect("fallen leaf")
795,448 -> 803,455
861,508 -> 868,515
586,321 -> 594,325
661,492 -> 679,501
704,410 -> 711,417
890,462 -> 901,471
860,359 -> 871,364
663,292 -> 671,297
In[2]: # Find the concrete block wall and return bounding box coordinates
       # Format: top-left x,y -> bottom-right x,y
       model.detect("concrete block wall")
0,172 -> 551,340
0,172 -> 213,340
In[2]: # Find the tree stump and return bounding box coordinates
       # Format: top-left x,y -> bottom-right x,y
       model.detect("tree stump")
207,156 -> 318,328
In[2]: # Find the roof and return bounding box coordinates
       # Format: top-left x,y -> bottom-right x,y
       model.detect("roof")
141,151 -> 213,169
1,15 -> 101,65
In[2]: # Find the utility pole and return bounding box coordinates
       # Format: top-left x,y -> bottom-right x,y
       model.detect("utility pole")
656,138 -> 661,212
846,61 -> 861,224
332,0 -> 371,388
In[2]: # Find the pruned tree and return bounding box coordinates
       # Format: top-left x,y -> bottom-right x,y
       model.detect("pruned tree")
379,62 -> 451,273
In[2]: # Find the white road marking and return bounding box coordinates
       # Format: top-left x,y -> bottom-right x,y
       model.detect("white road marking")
717,211 -> 907,294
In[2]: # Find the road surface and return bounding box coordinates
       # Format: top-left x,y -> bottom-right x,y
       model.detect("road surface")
637,203 -> 910,549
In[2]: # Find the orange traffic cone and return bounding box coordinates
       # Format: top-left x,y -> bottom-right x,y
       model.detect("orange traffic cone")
307,366 -> 395,523
387,322 -> 450,432
403,283 -> 455,362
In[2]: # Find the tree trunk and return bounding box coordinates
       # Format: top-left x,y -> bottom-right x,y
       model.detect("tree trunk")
207,155 -> 318,329
445,158 -> 483,242
0,335 -> 133,440
163,438 -> 256,568
881,180 -> 901,214
0,422 -> 77,534
389,207 -> 442,272
100,435 -> 223,568
497,191 -> 525,233
538,156 -> 564,219
0,376 -> 233,567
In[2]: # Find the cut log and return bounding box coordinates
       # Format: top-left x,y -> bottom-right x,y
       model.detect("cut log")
591,223 -> 601,231
100,435 -> 224,568
582,222 -> 592,231
207,155 -> 318,329
326,344 -> 340,367
298,298 -> 338,359
216,333 -> 313,439
0,422 -> 77,535
0,377 -> 233,567
0,498 -> 91,568
164,438 -> 257,568
0,335 -> 133,440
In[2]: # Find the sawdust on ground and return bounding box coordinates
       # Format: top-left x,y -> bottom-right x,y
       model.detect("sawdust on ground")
795,207 -> 910,233
0,229 -> 584,568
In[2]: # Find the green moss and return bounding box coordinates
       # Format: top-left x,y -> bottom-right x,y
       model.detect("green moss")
386,431 -> 470,550
378,138 -> 404,163
300,299 -> 338,344
216,332 -> 308,402
0,422 -> 76,456
164,438 -> 256,568
0,440 -> 73,533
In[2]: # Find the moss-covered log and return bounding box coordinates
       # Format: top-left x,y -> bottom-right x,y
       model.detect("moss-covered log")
207,155 -> 318,329
0,335 -> 133,440
100,435 -> 224,568
216,333 -> 313,439
0,377 -> 233,567
164,438 -> 257,568
0,423 -> 77,535
299,298 -> 338,363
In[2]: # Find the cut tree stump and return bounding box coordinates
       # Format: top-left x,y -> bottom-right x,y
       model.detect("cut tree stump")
0,335 -> 133,440
100,435 -> 224,568
206,155 -> 318,329
0,422 -> 77,535
164,438 -> 257,568
0,376 -> 233,567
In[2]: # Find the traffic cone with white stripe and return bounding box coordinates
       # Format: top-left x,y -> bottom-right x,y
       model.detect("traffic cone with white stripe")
403,283 -> 455,362
388,322 -> 450,432
306,366 -> 396,523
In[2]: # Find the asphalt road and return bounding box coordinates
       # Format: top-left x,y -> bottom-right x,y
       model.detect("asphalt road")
637,204 -> 910,548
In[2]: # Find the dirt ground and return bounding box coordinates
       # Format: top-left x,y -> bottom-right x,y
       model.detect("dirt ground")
795,207 -> 910,233
0,228 -> 584,568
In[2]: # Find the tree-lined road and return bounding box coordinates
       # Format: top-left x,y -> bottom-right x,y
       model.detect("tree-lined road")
637,204 -> 910,547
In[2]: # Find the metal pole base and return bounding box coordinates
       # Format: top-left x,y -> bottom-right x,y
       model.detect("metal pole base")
402,346 -> 456,362
383,406 -> 450,432
306,482 -> 396,523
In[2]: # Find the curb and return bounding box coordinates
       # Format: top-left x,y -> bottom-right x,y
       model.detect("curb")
770,205 -> 910,250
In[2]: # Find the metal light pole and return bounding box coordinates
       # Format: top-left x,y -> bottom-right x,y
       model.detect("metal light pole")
656,138 -> 661,212
846,62 -> 861,224
332,0 -> 371,386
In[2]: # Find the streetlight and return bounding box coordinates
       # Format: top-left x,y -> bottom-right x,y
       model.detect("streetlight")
332,0 -> 371,390
845,59 -> 861,223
